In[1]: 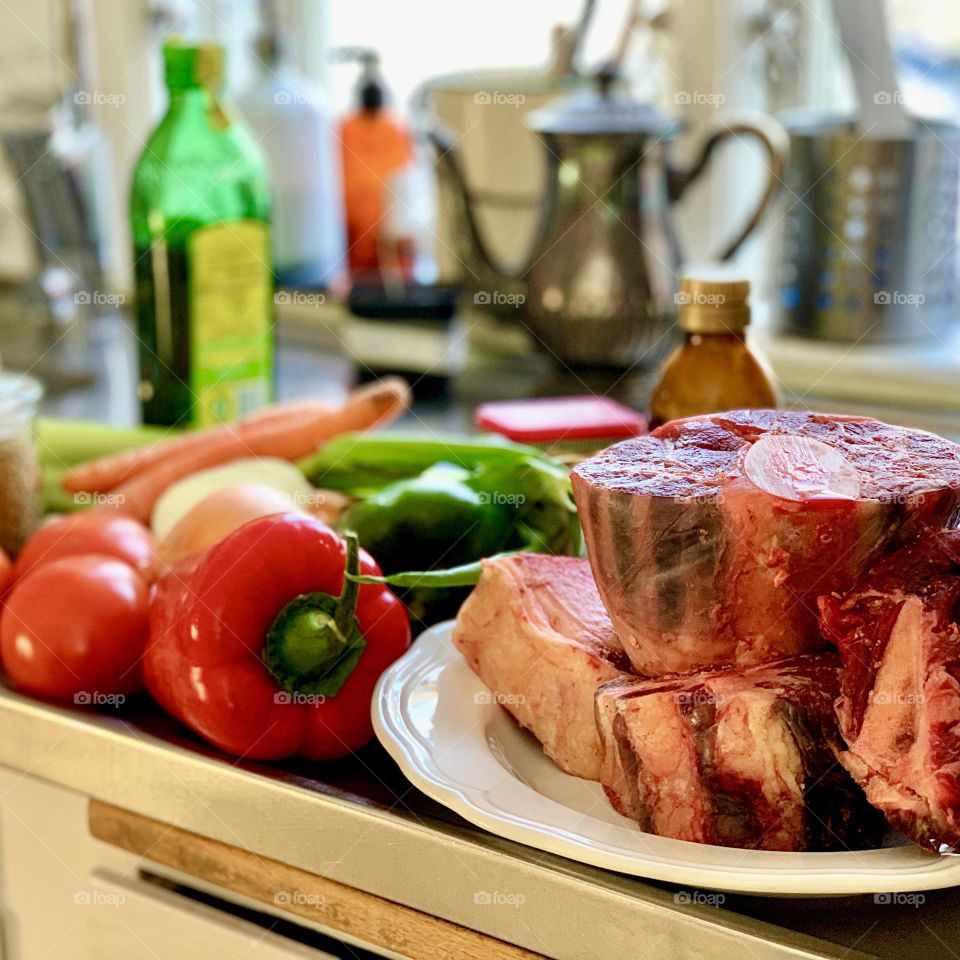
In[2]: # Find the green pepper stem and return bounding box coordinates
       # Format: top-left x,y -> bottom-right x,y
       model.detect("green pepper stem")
276,605 -> 348,676
336,531 -> 361,635
262,531 -> 366,696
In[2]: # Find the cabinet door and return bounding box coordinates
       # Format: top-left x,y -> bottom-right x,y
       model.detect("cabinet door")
85,872 -> 336,960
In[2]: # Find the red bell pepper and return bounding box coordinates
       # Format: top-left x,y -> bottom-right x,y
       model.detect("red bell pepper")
144,513 -> 410,760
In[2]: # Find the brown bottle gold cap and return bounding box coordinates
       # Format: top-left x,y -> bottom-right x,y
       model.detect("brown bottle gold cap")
677,273 -> 751,334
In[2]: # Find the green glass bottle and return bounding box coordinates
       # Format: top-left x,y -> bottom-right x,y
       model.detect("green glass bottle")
131,41 -> 274,427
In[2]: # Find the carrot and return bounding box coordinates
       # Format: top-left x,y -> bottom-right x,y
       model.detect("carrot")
64,398 -> 336,493
105,378 -> 411,522
65,431 -> 213,493
239,378 -> 410,459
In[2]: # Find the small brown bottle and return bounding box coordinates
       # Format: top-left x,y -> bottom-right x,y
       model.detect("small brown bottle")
650,274 -> 777,428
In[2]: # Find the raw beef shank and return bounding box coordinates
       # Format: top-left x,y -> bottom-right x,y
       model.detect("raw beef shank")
596,654 -> 882,851
820,530 -> 960,853
452,553 -> 631,780
573,410 -> 960,676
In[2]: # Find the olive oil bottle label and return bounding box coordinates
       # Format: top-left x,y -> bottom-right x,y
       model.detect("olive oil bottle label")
188,220 -> 273,426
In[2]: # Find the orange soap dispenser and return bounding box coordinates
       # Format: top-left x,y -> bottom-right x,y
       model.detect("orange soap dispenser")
339,50 -> 413,279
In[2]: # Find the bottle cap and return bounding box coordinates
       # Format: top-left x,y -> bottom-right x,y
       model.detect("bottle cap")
677,270 -> 751,334
164,42 -> 225,91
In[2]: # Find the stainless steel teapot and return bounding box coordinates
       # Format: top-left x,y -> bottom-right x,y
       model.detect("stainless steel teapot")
433,76 -> 788,369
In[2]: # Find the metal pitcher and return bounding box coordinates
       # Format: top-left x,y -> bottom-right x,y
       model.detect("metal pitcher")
433,76 -> 789,369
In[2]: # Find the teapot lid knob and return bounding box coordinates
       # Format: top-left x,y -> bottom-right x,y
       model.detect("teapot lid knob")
527,67 -> 681,137
595,63 -> 618,100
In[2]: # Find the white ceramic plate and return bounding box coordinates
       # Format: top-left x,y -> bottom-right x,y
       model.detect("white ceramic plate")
373,621 -> 960,896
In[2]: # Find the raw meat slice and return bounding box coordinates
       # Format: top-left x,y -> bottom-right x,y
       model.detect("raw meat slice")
819,530 -> 960,853
572,410 -> 960,676
596,655 -> 883,851
452,553 -> 631,780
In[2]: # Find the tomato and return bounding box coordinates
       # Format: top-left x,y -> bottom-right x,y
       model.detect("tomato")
15,512 -> 156,582
1,554 -> 149,701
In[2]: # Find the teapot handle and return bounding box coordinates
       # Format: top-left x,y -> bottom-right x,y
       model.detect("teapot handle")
668,111 -> 789,261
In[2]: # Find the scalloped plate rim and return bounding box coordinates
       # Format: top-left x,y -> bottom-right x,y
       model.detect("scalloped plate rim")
373,621 -> 960,895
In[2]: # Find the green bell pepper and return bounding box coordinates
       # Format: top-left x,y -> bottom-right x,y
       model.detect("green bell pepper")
316,434 -> 581,625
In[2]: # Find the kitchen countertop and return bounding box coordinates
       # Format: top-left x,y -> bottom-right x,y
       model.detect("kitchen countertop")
9,309 -> 960,959
0,683 -> 941,960
32,306 -> 960,439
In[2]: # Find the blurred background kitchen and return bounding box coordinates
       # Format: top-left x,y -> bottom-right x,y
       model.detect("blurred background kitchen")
0,0 -> 958,436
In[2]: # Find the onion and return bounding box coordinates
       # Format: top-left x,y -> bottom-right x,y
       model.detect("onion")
151,458 -> 316,541
157,484 -> 308,566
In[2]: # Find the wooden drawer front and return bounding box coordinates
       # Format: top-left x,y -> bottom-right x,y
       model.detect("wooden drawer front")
90,801 -> 545,960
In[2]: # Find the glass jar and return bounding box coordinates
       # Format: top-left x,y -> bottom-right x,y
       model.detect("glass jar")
0,373 -> 43,555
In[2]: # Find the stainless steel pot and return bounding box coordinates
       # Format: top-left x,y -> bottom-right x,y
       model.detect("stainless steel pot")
778,112 -> 960,343
420,68 -> 582,285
